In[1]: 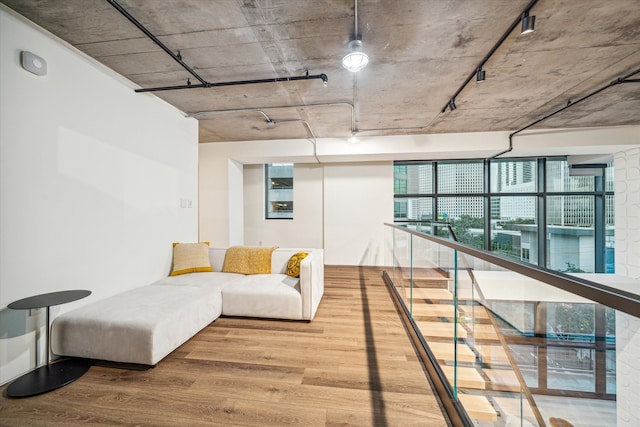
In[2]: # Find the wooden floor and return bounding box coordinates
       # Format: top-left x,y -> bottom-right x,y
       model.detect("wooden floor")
0,266 -> 449,427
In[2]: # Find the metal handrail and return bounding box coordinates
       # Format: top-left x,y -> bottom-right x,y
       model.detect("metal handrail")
385,223 -> 640,318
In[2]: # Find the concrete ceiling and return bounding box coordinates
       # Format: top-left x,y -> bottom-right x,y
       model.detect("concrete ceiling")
3,0 -> 639,143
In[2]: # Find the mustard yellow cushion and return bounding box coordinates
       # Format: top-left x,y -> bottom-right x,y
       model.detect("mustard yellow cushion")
285,252 -> 308,278
170,242 -> 213,276
222,246 -> 276,275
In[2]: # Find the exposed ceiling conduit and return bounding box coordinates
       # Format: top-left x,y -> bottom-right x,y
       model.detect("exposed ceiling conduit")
190,102 -> 448,138
107,0 -> 328,93
273,119 -> 320,164
490,67 -> 640,159
188,102 -> 356,135
191,107 -> 321,162
258,114 -> 320,164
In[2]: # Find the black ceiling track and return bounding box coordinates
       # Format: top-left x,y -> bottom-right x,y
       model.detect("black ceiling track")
440,0 -> 539,114
106,0 -> 328,93
491,67 -> 640,158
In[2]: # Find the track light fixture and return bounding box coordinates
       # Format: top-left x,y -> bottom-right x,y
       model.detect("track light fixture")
342,0 -> 369,72
521,11 -> 535,34
440,1 -> 539,115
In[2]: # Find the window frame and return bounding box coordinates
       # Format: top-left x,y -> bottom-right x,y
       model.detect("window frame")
265,163 -> 294,220
393,157 -> 613,273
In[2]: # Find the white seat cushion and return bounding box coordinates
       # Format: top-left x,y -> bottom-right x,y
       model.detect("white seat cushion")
221,274 -> 302,320
51,280 -> 228,365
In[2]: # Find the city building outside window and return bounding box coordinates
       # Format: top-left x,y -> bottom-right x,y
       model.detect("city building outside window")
265,163 -> 293,219
394,157 -> 614,274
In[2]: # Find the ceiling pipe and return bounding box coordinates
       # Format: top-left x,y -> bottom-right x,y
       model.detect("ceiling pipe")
440,0 -> 539,114
190,102 -> 446,138
107,0 -> 328,93
188,102 -> 356,136
262,117 -> 321,164
106,0 -> 207,85
490,67 -> 640,159
134,73 -> 328,93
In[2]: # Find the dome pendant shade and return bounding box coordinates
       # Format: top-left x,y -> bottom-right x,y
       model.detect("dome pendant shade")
342,39 -> 369,72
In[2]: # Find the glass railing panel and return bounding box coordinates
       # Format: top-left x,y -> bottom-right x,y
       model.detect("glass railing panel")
389,226 -> 412,308
409,235 -> 460,399
453,258 -> 620,426
384,223 -> 640,427
450,251 -> 534,425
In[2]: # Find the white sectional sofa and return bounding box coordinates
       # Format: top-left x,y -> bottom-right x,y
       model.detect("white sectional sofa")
51,247 -> 324,366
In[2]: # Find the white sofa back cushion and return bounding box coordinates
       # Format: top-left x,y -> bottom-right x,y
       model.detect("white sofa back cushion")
209,247 -> 315,274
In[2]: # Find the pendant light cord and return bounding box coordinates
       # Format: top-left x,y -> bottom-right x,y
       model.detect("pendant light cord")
354,0 -> 359,38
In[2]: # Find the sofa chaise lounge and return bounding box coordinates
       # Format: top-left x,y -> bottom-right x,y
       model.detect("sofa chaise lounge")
51,247 -> 324,366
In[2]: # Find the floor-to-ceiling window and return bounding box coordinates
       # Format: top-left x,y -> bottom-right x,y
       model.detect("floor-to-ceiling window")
394,157 -> 614,273
394,156 -> 616,400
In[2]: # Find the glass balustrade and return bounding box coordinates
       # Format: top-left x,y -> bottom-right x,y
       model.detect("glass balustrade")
385,223 -> 640,427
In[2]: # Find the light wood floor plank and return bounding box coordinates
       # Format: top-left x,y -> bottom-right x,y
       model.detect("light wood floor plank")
0,265 -> 448,426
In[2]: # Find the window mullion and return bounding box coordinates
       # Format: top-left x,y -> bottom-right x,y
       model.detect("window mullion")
484,159 -> 491,251
538,158 -> 547,269
595,168 -> 606,272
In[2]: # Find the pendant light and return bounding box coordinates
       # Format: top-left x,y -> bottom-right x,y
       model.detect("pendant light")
342,0 -> 369,72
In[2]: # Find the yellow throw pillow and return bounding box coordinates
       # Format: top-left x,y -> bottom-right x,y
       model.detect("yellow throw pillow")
170,242 -> 213,276
222,246 -> 277,275
285,252 -> 308,278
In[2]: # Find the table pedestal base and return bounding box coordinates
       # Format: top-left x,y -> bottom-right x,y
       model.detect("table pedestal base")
7,358 -> 91,398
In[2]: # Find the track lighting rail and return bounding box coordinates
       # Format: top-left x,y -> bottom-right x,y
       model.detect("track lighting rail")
440,0 -> 538,113
107,0 -> 328,93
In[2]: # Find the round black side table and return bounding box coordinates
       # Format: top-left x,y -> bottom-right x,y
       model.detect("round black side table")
6,290 -> 92,398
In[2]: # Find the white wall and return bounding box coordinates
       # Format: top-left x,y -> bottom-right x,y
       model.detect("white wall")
201,137 -> 393,263
199,139 -> 318,247
200,151 -> 393,265
244,164 -> 323,249
614,147 -> 640,427
0,8 -> 199,384
228,159 -> 244,246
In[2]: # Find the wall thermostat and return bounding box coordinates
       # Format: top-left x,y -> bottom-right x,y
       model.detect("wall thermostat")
21,51 -> 47,76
